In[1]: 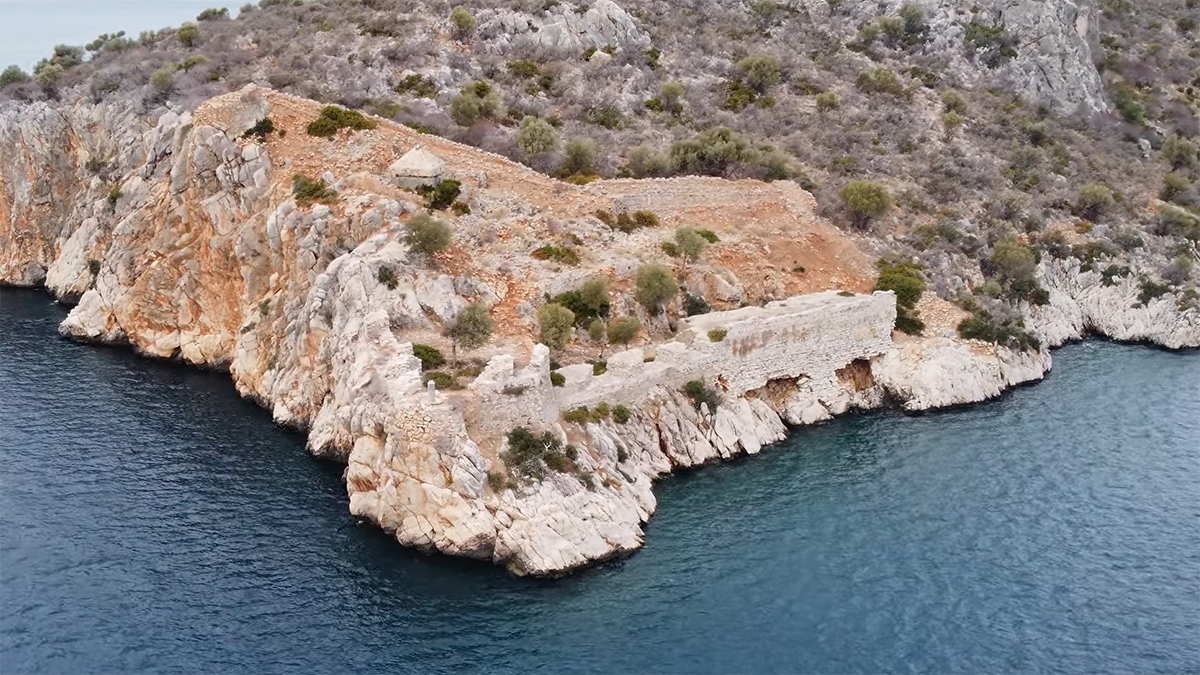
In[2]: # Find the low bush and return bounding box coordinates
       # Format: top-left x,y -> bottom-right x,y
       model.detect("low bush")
305,105 -> 376,138
417,179 -> 461,210
613,405 -> 631,424
240,117 -> 274,140
531,245 -> 580,265
562,407 -> 590,424
635,263 -> 679,314
683,380 -> 721,411
423,371 -> 462,390
412,344 -> 445,371
707,328 -> 728,342
550,371 -> 566,387
590,360 -> 607,376
957,311 -> 1039,350
403,213 -> 452,255
502,426 -> 565,480
292,174 -> 337,207
377,266 -> 398,290
873,260 -> 925,334
684,293 -> 711,316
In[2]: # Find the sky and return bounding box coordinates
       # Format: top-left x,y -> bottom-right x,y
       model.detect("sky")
0,0 -> 241,69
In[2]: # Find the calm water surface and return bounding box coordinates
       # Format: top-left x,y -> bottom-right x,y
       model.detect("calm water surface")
1,287 -> 1198,674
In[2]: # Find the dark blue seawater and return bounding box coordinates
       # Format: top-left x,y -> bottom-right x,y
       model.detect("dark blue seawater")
2,286 -> 1198,674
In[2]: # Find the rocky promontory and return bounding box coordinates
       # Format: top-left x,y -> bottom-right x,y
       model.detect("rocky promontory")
2,87 -> 1197,575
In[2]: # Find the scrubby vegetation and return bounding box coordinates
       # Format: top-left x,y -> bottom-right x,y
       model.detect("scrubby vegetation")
873,260 -> 926,335
305,105 -> 376,138
292,174 -> 337,207
403,213 -> 452,255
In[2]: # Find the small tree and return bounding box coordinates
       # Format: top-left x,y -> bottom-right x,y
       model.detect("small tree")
815,92 -> 839,113
444,302 -> 493,364
635,263 -> 679,314
560,137 -> 597,176
579,276 -> 610,315
607,315 -> 641,346
839,180 -> 892,228
735,54 -> 781,93
538,303 -> 575,350
177,22 -> 201,47
450,6 -> 476,39
0,65 -> 30,88
150,66 -> 176,93
404,213 -> 452,256
588,318 -> 607,356
873,261 -> 926,334
1076,183 -> 1114,221
1161,134 -> 1198,171
674,227 -> 707,264
660,81 -> 686,115
517,116 -> 558,156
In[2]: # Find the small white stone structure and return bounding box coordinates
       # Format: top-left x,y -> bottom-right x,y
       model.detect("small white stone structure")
388,146 -> 444,188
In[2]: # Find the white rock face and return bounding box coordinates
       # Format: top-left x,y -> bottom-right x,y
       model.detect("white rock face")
853,0 -> 1106,113
388,146 -> 445,189
480,0 -> 651,55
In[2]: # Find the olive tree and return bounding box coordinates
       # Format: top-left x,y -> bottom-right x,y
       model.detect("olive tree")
443,302 -> 493,364
607,315 -> 641,346
538,303 -> 575,350
634,263 -> 679,314
517,116 -> 557,156
674,227 -> 707,264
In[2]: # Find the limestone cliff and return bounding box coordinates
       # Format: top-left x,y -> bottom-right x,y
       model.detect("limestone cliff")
2,87 -> 1196,575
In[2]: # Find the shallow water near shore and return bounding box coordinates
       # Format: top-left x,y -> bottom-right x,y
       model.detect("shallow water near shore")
2,286 -> 1198,674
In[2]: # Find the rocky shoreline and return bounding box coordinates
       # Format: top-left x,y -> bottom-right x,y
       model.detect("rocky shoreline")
3,88 -> 1197,576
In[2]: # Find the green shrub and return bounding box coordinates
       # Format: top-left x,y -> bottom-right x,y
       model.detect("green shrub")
451,201 -> 471,215
196,7 -> 229,20
674,227 -> 708,263
292,174 -> 338,207
592,401 -> 610,419
449,6 -> 476,39
417,179 -> 462,210
735,54 -> 781,92
965,20 -> 1017,68
1159,203 -> 1200,240
177,22 -> 201,47
990,237 -> 1043,300
487,471 -> 508,491
957,311 -> 1039,350
660,241 -> 679,257
517,116 -> 558,156
395,74 -> 439,98
306,105 -> 376,138
0,65 -> 30,88
1076,183 -> 1115,221
683,380 -> 721,411
404,213 -> 452,255
1112,82 -> 1144,124
613,405 -> 631,424
423,371 -> 462,390
840,180 -> 892,228
696,229 -> 720,243
549,288 -> 609,326
707,328 -> 728,342
550,371 -> 566,387
538,303 -> 575,349
444,303 -> 494,360
607,316 -> 641,346
585,104 -> 624,129
377,266 -> 398,290
531,245 -> 580,265
855,67 -> 905,96
1160,173 -> 1192,204
562,407 -> 590,424
240,117 -> 275,140
1161,135 -> 1199,170
88,259 -> 101,275
684,293 -> 711,316
579,276 -> 610,315
1137,277 -> 1172,306
502,426 -> 566,480
412,344 -> 446,371
150,65 -> 176,92
815,92 -> 839,112
590,361 -> 607,376
874,260 -> 925,334
635,263 -> 679,314
107,186 -> 122,207
560,137 -> 597,176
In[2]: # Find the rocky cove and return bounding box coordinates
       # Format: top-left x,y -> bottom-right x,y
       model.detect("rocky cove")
2,87 -> 1198,576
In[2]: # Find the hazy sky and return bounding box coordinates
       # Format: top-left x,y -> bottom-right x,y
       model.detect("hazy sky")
0,0 -> 241,69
